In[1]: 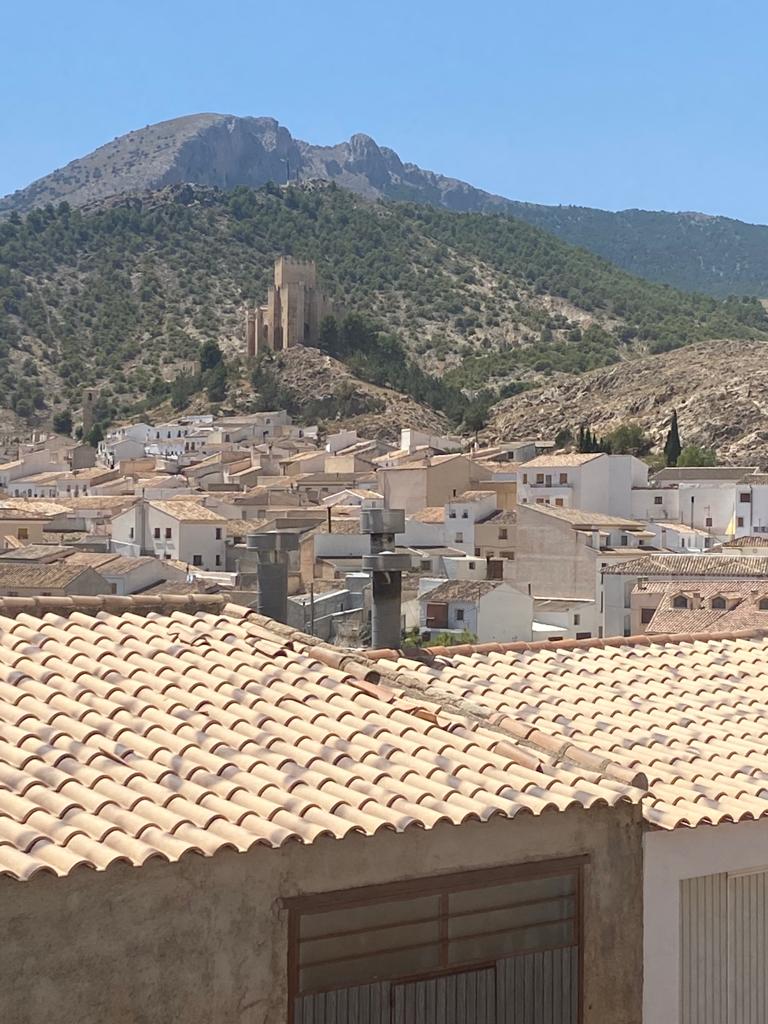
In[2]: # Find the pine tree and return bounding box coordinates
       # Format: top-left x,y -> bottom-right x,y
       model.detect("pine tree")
664,410 -> 682,466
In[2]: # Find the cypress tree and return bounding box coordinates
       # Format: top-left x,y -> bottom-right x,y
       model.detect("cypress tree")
664,410 -> 682,466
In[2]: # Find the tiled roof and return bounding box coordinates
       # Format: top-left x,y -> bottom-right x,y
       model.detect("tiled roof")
149,500 -> 226,523
0,606 -> 639,882
409,507 -> 444,524
526,504 -> 645,529
653,466 -> 758,482
374,632 -> 768,830
0,545 -> 74,563
422,579 -> 504,603
0,500 -> 72,520
603,554 -> 768,576
720,535 -> 768,547
638,581 -> 768,634
521,453 -> 602,468
306,518 -> 361,536
478,509 -> 517,525
58,496 -> 135,511
452,490 -> 496,502
0,562 -> 93,588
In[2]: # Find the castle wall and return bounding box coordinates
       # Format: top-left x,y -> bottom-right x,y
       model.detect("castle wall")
247,258 -> 330,358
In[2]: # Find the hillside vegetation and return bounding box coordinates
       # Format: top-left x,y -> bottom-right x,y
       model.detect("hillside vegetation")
0,182 -> 765,430
488,339 -> 768,465
4,113 -> 768,297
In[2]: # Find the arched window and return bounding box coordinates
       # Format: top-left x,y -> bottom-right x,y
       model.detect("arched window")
711,596 -> 726,610
672,595 -> 688,609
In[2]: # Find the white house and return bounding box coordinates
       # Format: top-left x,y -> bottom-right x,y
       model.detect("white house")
419,579 -> 534,642
518,452 -> 649,517
111,499 -> 226,569
443,490 -> 499,556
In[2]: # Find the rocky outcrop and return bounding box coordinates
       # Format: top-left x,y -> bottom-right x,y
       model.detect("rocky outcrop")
487,339 -> 768,464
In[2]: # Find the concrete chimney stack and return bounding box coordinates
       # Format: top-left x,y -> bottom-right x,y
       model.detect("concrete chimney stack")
361,508 -> 410,650
246,531 -> 299,624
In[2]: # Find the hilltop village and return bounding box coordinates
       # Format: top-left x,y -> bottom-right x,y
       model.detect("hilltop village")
4,262 -> 768,1024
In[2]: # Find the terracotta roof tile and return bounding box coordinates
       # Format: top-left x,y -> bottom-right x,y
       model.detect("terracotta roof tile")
0,606 -> 639,881
381,632 -> 768,831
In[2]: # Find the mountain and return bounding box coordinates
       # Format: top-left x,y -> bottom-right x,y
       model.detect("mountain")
2,113 -> 768,297
487,338 -> 768,464
0,181 -> 765,435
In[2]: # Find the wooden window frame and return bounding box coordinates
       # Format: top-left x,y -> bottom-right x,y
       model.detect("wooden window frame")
284,855 -> 586,1022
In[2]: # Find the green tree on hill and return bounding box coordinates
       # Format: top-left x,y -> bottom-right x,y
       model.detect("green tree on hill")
677,445 -> 717,467
663,410 -> 682,466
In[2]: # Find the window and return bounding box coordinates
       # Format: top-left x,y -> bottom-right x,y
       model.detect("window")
555,498 -> 565,507
215,554 -> 222,566
448,510 -> 457,519
455,532 -> 463,543
573,614 -> 580,625
620,534 -> 629,546
672,595 -> 688,609
461,510 -> 468,519
289,863 -> 580,1002
420,559 -> 431,571
474,547 -> 481,556
737,517 -> 745,528
165,527 -> 172,539
153,527 -> 161,539
17,528 -> 28,540
110,584 -> 118,595
654,496 -> 663,505
129,527 -> 134,539
535,473 -> 544,484
759,599 -> 768,611
522,473 -> 528,484
192,555 -> 203,566
641,607 -> 655,624
455,608 -> 465,621
705,517 -> 713,527
215,527 -> 222,540
711,596 -> 727,609
468,561 -> 476,569
740,492 -> 751,503
559,473 -> 568,485
499,528 -> 508,540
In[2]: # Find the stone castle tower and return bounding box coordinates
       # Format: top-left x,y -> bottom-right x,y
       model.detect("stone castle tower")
82,387 -> 99,436
245,257 -> 333,358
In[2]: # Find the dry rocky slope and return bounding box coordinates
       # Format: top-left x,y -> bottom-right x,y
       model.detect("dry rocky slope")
488,339 -> 768,464
4,113 -> 768,296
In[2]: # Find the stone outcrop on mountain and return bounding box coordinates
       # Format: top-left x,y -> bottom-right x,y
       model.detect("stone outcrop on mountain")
487,339 -> 768,464
4,113 -> 768,296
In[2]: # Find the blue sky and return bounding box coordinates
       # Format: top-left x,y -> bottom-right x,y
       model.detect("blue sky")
2,0 -> 767,222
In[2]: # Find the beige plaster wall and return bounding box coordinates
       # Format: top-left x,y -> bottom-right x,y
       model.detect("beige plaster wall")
0,803 -> 643,1024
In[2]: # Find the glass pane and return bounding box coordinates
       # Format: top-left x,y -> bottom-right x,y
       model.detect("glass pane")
449,873 -> 574,915
449,919 -> 574,965
300,894 -> 439,939
301,919 -> 440,967
300,942 -> 440,993
448,896 -> 575,939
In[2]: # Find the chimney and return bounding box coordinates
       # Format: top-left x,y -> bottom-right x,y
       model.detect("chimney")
361,508 -> 410,650
246,531 -> 299,624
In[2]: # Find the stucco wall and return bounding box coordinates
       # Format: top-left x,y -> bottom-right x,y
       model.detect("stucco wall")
0,803 -> 643,1024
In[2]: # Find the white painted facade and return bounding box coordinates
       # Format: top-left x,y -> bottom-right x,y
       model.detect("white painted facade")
644,819 -> 768,1023
518,454 -> 649,518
